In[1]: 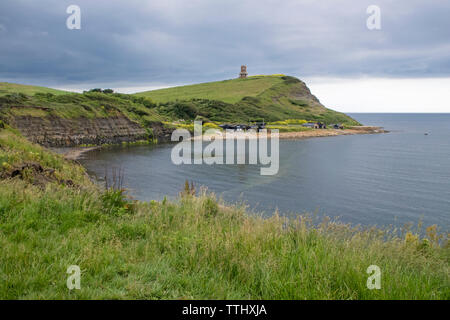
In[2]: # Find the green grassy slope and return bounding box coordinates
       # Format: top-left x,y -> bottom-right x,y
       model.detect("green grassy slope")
0,89 -> 167,126
0,82 -> 69,96
137,75 -> 359,124
0,127 -> 448,299
136,75 -> 286,104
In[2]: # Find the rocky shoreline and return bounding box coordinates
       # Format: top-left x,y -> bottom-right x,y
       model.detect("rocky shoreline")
6,113 -> 385,161
277,126 -> 386,139
192,126 -> 386,141
63,126 -> 386,161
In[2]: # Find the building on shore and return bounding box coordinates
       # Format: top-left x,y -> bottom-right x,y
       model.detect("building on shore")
302,123 -> 319,129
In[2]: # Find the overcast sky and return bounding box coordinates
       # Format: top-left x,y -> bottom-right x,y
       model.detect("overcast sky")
1,0 -> 449,112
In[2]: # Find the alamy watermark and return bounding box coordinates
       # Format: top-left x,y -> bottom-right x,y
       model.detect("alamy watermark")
366,5 -> 381,30
170,121 -> 279,176
67,265 -> 81,290
366,265 -> 381,289
65,5 -> 380,31
66,5 -> 81,30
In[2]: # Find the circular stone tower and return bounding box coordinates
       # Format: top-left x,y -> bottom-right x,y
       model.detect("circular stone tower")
239,65 -> 248,78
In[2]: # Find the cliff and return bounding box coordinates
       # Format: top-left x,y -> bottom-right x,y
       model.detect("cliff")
8,115 -> 148,147
0,86 -> 173,147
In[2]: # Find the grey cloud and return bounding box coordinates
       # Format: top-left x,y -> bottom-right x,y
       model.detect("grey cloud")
0,0 -> 449,88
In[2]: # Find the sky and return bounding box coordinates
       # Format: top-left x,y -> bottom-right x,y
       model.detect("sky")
0,0 -> 449,112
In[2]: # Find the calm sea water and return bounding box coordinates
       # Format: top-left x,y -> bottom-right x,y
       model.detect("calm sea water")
80,114 -> 450,229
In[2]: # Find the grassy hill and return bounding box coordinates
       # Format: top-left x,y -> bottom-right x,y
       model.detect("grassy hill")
0,82 -> 69,96
0,76 -> 359,141
136,75 -> 286,104
136,75 -> 359,124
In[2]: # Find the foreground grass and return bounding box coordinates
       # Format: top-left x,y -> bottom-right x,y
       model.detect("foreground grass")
0,129 -> 448,299
0,181 -> 448,299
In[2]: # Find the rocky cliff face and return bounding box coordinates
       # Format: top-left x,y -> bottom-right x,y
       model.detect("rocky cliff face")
9,115 -> 150,147
148,121 -> 174,143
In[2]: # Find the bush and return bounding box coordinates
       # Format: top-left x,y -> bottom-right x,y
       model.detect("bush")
125,105 -> 149,116
269,119 -> 308,125
289,99 -> 309,107
101,188 -> 134,216
203,122 -> 220,131
34,92 -> 55,101
0,93 -> 28,105
202,197 -> 219,217
241,96 -> 260,104
132,96 -> 156,109
281,76 -> 301,84
53,94 -> 84,104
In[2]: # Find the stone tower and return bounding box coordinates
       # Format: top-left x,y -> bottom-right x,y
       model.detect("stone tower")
239,65 -> 248,78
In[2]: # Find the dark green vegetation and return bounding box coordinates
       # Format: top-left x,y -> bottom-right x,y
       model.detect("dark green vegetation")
0,127 -> 448,299
0,76 -> 359,127
0,86 -> 165,127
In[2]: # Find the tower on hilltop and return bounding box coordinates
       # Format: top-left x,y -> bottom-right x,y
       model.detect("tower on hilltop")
239,65 -> 248,79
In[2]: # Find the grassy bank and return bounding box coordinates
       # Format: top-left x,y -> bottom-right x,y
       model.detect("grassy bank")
0,87 -> 165,126
0,127 -> 448,299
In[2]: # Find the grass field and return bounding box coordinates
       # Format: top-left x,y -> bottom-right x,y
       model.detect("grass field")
135,76 -> 286,104
0,127 -> 449,299
0,82 -> 69,96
